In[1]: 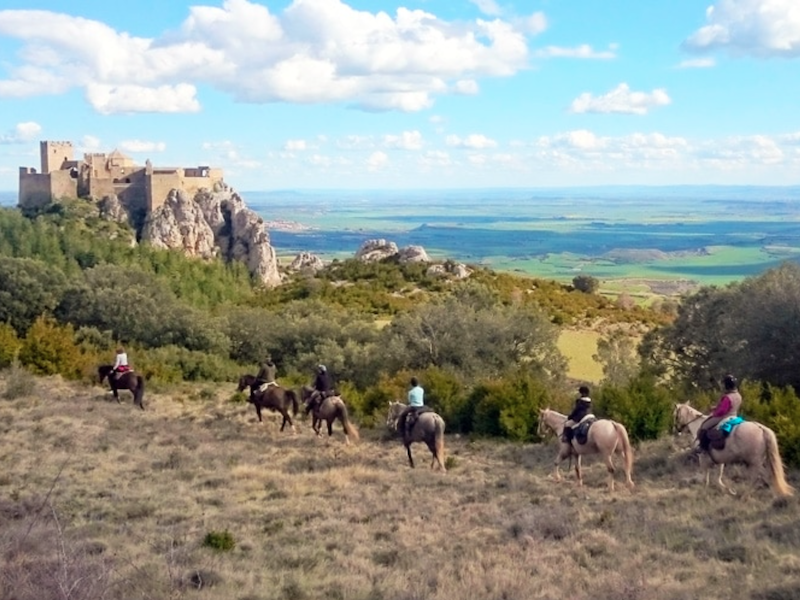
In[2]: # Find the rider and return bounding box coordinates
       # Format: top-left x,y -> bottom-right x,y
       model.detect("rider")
307,364 -> 334,413
562,385 -> 593,444
397,376 -> 425,436
111,345 -> 131,379
253,356 -> 277,395
697,374 -> 742,452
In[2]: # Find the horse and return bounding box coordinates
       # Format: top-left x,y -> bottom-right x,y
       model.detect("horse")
299,387 -> 359,444
98,365 -> 145,410
537,408 -> 634,492
386,401 -> 446,471
237,374 -> 299,433
672,402 -> 793,497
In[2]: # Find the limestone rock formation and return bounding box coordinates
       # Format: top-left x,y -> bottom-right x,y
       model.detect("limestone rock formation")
142,188 -> 282,287
355,239 -> 399,262
397,245 -> 430,263
98,194 -> 128,224
289,252 -> 325,273
426,262 -> 472,279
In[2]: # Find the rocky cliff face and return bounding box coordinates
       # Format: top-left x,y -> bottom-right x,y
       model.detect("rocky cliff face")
141,188 -> 282,287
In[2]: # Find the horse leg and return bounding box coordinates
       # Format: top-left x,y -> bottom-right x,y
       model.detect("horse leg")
605,453 -> 616,493
552,442 -> 571,482
256,404 -> 263,423
406,444 -> 415,468
574,454 -> 583,488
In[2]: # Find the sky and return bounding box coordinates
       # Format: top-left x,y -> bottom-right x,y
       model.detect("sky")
0,0 -> 799,191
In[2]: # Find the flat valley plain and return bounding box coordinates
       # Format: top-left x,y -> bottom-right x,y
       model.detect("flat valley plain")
253,186 -> 800,294
2,374 -> 800,600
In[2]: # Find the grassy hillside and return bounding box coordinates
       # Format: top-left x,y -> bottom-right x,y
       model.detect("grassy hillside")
2,373 -> 798,600
557,329 -> 603,383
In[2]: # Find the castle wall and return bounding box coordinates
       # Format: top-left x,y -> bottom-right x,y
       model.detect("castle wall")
147,170 -> 183,212
18,170 -> 53,209
49,169 -> 78,200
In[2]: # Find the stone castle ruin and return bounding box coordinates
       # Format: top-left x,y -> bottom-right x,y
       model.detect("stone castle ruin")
18,140 -> 224,216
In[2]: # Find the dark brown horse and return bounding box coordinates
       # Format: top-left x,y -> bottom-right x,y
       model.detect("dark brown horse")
237,374 -> 299,432
98,365 -> 145,410
300,386 -> 359,444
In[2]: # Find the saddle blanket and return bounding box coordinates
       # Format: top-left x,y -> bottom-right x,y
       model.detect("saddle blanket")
257,381 -> 277,392
718,416 -> 744,435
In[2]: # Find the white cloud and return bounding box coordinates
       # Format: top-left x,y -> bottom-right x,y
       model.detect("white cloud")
516,12 -> 547,36
446,134 -> 498,149
284,139 -> 308,151
383,131 -> 423,150
366,151 -> 388,170
468,0 -> 502,17
80,135 -> 102,151
86,83 -> 201,115
0,0 -> 540,114
535,44 -> 617,59
683,0 -> 800,57
569,83 -> 671,115
454,79 -> 479,95
0,121 -> 41,144
119,140 -> 166,153
676,57 -> 716,68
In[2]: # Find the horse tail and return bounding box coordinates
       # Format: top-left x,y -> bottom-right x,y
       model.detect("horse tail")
134,375 -> 146,410
613,421 -> 634,487
762,426 -> 793,497
338,401 -> 359,442
434,416 -> 446,472
288,389 -> 299,416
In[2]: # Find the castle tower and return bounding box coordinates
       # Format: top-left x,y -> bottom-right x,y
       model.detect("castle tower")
40,141 -> 73,174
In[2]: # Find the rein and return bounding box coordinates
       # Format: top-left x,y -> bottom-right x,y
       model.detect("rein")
674,406 -> 704,433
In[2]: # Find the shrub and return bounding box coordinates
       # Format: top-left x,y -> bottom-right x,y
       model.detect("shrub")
2,361 -> 35,400
202,529 -> 236,552
0,322 -> 21,368
18,316 -> 83,379
744,382 -> 800,468
469,373 -> 553,441
595,375 -> 673,442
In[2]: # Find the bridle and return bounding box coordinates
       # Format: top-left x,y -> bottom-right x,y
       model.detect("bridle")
673,404 -> 704,434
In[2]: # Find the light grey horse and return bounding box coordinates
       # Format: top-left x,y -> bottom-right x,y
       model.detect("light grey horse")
673,402 -> 793,497
386,401 -> 446,471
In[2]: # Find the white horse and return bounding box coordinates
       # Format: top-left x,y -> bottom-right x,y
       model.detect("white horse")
537,408 -> 634,492
673,402 -> 793,497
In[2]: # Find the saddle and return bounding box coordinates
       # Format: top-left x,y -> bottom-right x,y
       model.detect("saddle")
705,416 -> 744,450
400,406 -> 432,436
257,381 -> 277,393
573,415 -> 597,446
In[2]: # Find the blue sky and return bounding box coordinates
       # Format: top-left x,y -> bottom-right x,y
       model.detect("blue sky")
0,0 -> 798,190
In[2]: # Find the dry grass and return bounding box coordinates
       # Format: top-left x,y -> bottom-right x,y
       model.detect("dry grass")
2,373 -> 800,600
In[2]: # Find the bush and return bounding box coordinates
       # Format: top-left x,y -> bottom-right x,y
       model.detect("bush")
744,382 -> 800,468
18,316 -> 83,379
595,375 -> 673,442
0,322 -> 21,368
2,361 -> 36,400
202,529 -> 235,552
468,373 -> 553,441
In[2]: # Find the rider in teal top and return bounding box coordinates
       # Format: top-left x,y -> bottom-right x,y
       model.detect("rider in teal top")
408,378 -> 424,407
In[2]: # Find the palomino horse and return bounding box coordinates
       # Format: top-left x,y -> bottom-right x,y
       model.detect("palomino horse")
237,374 -> 299,433
386,401 -> 446,471
98,365 -> 145,410
673,402 -> 793,497
537,408 -> 634,492
300,387 -> 359,444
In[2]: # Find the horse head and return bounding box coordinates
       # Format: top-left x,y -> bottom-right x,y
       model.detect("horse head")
673,402 -> 703,434
98,365 -> 113,383
386,401 -> 404,430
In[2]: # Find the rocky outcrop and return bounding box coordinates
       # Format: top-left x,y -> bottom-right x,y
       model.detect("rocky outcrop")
289,252 -> 325,273
397,245 -> 430,263
355,239 -> 432,264
355,239 -> 399,262
141,188 -> 282,287
98,194 -> 129,224
427,262 -> 472,279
